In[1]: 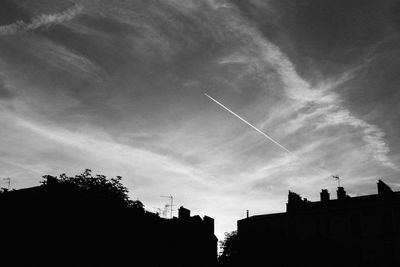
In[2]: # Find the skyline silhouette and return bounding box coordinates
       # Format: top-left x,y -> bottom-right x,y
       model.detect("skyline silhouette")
1,171 -> 218,266
2,170 -> 400,266
1,0 -> 400,245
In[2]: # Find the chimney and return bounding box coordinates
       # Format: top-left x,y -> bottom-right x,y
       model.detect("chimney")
178,206 -> 190,219
288,191 -> 303,205
320,189 -> 330,202
246,210 -> 249,218
377,180 -> 393,196
287,191 -> 306,212
337,187 -> 347,200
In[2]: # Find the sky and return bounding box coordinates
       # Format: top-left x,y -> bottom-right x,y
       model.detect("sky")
1,0 -> 400,243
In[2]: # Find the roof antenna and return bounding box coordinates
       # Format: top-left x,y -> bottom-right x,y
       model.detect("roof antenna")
332,175 -> 340,187
160,195 -> 174,219
3,177 -> 11,190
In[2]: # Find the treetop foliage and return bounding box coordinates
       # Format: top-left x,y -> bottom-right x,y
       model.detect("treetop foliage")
218,230 -> 239,266
41,169 -> 144,210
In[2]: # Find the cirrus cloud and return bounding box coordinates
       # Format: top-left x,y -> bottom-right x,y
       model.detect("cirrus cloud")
0,3 -> 83,35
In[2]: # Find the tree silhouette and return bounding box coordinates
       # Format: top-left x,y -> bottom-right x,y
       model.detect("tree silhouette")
218,230 -> 239,267
41,169 -> 143,210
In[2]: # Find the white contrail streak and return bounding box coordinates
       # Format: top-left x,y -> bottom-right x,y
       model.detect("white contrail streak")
204,93 -> 293,154
204,93 -> 328,175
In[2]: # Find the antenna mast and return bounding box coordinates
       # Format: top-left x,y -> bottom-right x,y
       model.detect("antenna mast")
161,195 -> 174,219
3,177 -> 11,190
332,175 -> 340,187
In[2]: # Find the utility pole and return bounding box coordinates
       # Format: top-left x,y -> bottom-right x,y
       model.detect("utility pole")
161,195 -> 174,219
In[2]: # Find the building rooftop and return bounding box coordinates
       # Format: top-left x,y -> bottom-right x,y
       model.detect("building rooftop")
239,180 -> 400,222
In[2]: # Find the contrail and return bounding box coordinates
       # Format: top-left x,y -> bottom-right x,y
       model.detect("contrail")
205,93 -> 293,155
204,93 -> 328,175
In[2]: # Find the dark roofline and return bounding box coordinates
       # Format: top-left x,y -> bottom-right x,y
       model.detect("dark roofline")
238,212 -> 286,223
238,180 -> 400,221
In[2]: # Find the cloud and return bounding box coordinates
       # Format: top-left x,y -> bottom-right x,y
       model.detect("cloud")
0,4 -> 83,35
0,0 -> 399,243
12,114 -> 217,189
215,8 -> 397,170
278,58 -> 395,169
0,75 -> 15,99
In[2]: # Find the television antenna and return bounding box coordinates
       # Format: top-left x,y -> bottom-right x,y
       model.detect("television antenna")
332,175 -> 340,187
163,205 -> 169,218
3,178 -> 11,190
160,195 -> 174,219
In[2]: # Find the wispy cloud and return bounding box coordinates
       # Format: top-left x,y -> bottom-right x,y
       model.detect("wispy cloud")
0,75 -> 15,100
215,5 -> 397,170
0,4 -> 83,35
0,0 -> 399,243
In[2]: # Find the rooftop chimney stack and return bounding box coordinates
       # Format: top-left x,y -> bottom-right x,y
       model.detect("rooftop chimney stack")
288,191 -> 303,205
320,189 -> 330,203
287,191 -> 308,212
337,187 -> 347,200
178,206 -> 190,219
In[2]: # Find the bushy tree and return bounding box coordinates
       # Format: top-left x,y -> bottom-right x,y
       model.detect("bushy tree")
42,169 -> 143,210
218,230 -> 239,266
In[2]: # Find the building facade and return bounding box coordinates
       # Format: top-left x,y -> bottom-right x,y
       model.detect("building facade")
237,181 -> 400,266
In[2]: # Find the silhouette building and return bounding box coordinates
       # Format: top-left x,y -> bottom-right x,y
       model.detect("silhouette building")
237,180 -> 400,266
0,179 -> 217,266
